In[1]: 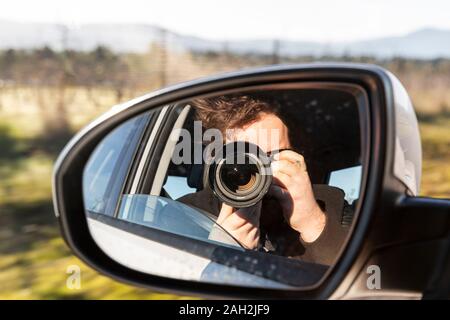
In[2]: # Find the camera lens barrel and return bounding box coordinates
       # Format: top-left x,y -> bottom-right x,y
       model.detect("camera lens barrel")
205,141 -> 272,208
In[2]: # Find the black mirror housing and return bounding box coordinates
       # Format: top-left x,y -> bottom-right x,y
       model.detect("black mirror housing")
52,63 -> 450,299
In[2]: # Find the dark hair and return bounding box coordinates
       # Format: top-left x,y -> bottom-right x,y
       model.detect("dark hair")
192,94 -> 283,134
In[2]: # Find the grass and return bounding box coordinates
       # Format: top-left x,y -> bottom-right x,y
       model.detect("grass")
0,87 -> 448,299
418,115 -> 450,198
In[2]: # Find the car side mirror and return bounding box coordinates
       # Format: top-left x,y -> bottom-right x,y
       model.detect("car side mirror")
53,64 -> 450,299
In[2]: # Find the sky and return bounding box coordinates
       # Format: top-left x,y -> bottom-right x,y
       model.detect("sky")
1,0 -> 450,42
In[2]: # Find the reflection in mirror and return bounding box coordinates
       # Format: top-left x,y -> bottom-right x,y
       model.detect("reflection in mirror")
83,84 -> 366,289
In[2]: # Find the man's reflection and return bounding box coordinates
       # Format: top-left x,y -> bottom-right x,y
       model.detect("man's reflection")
180,95 -> 352,265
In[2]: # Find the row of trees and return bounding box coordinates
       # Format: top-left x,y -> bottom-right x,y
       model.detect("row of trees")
2,46 -> 450,90
0,46 -> 449,126
0,46 -> 143,100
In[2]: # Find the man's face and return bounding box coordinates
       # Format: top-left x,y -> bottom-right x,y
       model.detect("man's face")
225,113 -> 291,153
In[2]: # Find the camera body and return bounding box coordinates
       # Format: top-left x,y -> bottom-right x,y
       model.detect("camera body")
203,141 -> 273,208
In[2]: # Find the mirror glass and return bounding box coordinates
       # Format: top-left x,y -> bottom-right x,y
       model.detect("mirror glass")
82,83 -> 367,289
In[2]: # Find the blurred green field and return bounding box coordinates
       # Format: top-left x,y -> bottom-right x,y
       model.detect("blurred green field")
0,86 -> 449,299
419,115 -> 450,198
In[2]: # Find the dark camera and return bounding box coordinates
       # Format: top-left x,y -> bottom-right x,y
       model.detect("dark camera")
204,141 -> 272,208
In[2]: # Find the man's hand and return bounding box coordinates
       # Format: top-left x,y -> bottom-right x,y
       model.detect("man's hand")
269,150 -> 326,243
215,202 -> 262,249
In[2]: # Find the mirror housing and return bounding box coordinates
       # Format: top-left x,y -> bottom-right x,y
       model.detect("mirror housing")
52,63 -> 449,299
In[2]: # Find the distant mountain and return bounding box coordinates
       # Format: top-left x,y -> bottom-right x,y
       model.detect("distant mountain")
334,28 -> 450,58
1,20 -> 450,59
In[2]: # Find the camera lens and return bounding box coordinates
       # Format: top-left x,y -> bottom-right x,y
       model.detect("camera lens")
215,154 -> 263,202
205,141 -> 272,208
220,162 -> 259,193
